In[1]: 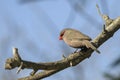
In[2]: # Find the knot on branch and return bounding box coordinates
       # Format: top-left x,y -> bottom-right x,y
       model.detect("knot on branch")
5,58 -> 19,69
5,48 -> 22,70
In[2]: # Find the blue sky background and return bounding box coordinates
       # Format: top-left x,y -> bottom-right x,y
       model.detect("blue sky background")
0,0 -> 120,80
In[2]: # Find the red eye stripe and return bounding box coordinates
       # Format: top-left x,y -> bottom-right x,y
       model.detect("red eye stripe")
59,36 -> 63,40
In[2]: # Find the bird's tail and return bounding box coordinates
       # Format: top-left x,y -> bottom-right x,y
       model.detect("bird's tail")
83,40 -> 100,54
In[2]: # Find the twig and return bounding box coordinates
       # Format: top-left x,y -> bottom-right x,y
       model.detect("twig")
96,4 -> 113,27
17,62 -> 23,74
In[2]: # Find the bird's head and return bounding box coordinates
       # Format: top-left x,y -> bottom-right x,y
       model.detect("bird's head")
59,28 -> 74,40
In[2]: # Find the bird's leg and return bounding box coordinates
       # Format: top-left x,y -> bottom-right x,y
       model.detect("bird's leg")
73,49 -> 79,53
74,47 -> 88,53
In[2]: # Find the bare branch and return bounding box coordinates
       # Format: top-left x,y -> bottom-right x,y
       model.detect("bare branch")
4,6 -> 120,80
5,49 -> 91,70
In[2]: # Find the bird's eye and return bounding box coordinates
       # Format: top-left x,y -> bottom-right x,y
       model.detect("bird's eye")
60,33 -> 64,37
60,31 -> 65,37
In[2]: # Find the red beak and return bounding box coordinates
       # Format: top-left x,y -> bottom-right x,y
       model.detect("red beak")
59,36 -> 63,40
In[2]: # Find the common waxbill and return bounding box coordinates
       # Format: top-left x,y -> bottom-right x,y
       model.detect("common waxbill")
59,28 -> 100,53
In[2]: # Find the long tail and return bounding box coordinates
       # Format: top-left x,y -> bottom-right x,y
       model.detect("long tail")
83,40 -> 100,54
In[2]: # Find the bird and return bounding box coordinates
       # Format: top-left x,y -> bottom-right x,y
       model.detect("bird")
59,28 -> 100,53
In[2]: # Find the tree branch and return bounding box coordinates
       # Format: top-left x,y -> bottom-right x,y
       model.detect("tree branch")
4,6 -> 120,80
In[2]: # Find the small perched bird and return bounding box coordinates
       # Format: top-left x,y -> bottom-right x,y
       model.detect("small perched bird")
59,28 -> 100,53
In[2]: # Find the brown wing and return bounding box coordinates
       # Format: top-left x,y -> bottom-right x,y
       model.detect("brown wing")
67,29 -> 91,41
67,39 -> 83,48
69,39 -> 100,53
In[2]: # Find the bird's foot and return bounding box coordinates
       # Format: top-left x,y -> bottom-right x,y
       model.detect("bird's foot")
81,47 -> 88,52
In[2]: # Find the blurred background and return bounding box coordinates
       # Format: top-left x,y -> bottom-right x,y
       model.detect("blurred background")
0,0 -> 120,80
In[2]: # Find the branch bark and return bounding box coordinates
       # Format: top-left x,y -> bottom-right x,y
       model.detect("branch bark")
4,14 -> 120,80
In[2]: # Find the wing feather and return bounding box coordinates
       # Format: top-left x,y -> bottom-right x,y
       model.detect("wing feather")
67,29 -> 91,41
